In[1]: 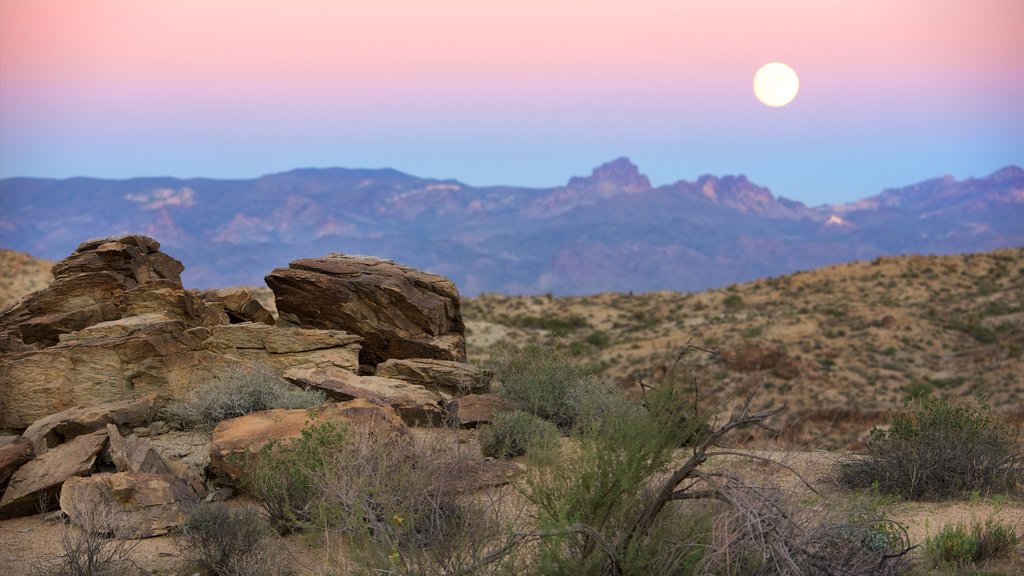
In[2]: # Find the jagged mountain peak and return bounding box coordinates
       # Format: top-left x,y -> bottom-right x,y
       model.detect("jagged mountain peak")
566,157 -> 651,194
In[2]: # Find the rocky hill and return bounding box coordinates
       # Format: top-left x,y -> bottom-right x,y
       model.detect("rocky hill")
2,160 -> 1021,294
0,249 -> 53,309
463,247 -> 1024,446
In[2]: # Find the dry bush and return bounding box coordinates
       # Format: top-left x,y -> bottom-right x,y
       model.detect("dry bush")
175,502 -> 292,576
314,427 -> 514,576
697,484 -> 913,576
478,410 -> 560,459
163,363 -> 325,429
34,497 -> 143,576
838,394 -> 1024,500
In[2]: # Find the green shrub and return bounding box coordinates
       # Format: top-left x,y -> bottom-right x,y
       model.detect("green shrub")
722,294 -> 743,309
239,421 -> 348,534
838,394 -> 1024,499
926,518 -> 1020,568
487,343 -> 599,430
585,330 -> 611,348
163,363 -> 325,429
479,410 -> 560,459
176,503 -> 287,576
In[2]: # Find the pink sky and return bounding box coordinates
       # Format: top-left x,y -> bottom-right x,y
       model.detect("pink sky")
2,0 -> 1022,203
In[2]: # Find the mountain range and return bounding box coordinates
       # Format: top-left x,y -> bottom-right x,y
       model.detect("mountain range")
1,159 -> 1022,295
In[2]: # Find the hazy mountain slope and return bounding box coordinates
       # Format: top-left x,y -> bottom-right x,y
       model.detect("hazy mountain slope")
464,248 -> 1024,447
2,160 -> 1021,294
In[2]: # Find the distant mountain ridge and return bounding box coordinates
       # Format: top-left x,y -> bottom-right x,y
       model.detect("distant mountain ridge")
1,160 -> 1022,295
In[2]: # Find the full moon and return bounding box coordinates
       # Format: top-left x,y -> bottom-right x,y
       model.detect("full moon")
753,62 -> 799,107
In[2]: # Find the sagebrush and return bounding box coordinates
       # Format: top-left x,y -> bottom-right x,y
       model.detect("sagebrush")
163,363 -> 325,429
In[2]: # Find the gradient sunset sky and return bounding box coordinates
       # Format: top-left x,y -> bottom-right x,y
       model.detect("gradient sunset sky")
1,0 -> 1021,205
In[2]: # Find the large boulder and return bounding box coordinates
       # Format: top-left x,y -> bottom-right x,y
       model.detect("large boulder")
284,366 -> 446,426
0,235 -> 220,352
0,429 -> 108,519
266,255 -> 466,365
0,236 -> 228,428
376,358 -> 492,395
60,472 -> 199,537
208,399 -> 408,482
0,436 -> 33,491
21,395 -> 159,456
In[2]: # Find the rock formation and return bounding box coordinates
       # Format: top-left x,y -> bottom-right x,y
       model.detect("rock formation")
208,398 -> 407,482
266,254 -> 466,366
0,234 -> 501,535
0,236 -> 361,429
284,367 -> 446,426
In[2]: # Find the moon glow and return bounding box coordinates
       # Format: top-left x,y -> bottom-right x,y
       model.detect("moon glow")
753,62 -> 799,107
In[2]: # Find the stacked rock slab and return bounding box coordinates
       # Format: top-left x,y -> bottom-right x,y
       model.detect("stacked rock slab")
0,236 -> 363,429
266,255 -> 466,366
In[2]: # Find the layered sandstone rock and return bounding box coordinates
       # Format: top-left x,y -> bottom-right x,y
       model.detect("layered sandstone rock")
445,394 -> 514,428
285,367 -> 445,426
60,472 -> 199,537
375,358 -> 492,395
0,429 -> 108,519
0,437 -> 33,491
197,287 -> 275,325
266,255 -> 466,365
203,323 -> 361,373
0,236 -> 364,429
22,395 -> 159,456
208,399 -> 407,482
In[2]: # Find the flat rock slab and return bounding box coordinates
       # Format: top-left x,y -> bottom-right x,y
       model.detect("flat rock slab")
60,472 -> 199,538
266,254 -> 466,365
446,394 -> 515,428
285,366 -> 445,426
22,394 -> 158,456
0,429 -> 108,519
376,358 -> 493,395
208,399 -> 408,482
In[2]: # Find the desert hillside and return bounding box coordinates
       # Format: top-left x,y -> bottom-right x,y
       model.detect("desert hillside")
4,245 -> 1021,446
464,248 -> 1024,446
0,249 -> 53,309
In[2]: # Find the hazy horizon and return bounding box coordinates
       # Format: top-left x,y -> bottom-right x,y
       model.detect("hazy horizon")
2,0 -> 1022,205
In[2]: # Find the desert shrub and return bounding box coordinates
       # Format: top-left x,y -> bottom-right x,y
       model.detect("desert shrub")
698,486 -> 913,576
585,330 -> 611,348
838,394 -> 1024,499
315,427 -> 507,575
163,363 -> 325,429
479,410 -> 560,459
34,498 -> 142,576
521,381 -> 711,575
925,518 -> 1020,568
722,293 -> 744,309
176,503 -> 289,576
487,342 -> 600,430
239,420 -> 348,534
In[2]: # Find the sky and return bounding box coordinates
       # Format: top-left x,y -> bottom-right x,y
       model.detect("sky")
1,0 -> 1022,206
